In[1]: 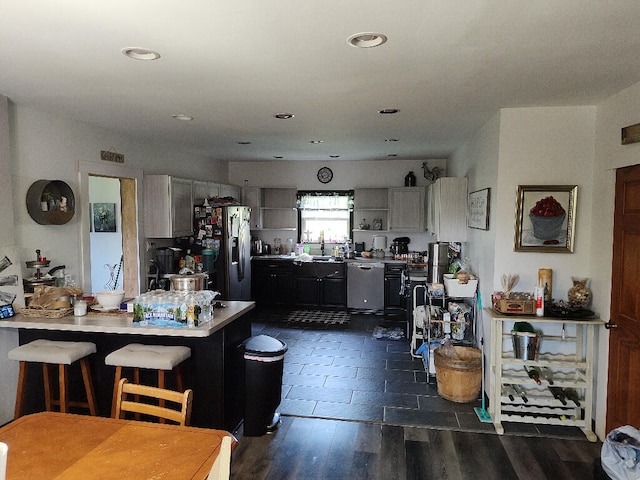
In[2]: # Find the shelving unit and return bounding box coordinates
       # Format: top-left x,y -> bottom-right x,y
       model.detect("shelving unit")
486,308 -> 603,442
352,187 -> 388,233
259,188 -> 297,231
411,284 -> 477,378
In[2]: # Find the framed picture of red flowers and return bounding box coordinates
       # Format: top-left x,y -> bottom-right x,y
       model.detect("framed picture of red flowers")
514,185 -> 577,253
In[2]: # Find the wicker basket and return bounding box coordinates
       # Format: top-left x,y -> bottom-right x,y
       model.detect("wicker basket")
18,307 -> 74,319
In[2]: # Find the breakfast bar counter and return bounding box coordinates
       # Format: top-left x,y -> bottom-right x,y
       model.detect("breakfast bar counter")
0,301 -> 255,431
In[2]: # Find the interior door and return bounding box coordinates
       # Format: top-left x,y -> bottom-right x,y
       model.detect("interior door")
606,163 -> 640,431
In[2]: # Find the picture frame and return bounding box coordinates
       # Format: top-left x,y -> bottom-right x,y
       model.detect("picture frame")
92,203 -> 117,233
468,188 -> 490,230
514,185 -> 577,253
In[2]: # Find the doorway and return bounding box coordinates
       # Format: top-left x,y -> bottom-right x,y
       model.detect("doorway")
606,163 -> 640,431
87,175 -> 138,297
79,162 -> 142,298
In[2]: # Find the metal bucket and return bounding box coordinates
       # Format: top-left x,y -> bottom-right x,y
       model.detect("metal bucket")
511,331 -> 541,360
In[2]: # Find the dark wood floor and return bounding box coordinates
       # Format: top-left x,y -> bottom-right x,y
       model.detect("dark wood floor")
233,309 -> 603,479
231,416 -> 602,480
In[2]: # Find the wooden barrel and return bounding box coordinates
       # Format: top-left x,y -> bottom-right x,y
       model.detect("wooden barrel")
434,346 -> 482,403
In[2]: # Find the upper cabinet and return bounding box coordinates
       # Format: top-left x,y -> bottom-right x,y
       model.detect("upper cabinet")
144,175 -> 194,238
242,187 -> 297,230
193,181 -> 220,206
427,177 -> 468,242
220,183 -> 241,201
353,188 -> 389,232
241,186 -> 262,228
388,187 -> 425,231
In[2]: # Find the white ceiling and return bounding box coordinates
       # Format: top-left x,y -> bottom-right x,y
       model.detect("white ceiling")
2,1 -> 640,162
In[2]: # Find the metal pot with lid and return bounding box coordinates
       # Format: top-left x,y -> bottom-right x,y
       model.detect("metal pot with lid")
170,273 -> 208,291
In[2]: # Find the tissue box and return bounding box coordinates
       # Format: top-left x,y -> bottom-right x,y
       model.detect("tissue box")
443,274 -> 478,298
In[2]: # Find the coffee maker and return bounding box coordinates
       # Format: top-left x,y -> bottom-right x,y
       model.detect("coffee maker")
390,237 -> 410,256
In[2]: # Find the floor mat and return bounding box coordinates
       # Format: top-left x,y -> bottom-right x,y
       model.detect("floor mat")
284,309 -> 350,325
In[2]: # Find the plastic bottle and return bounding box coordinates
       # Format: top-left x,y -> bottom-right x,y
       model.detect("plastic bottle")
184,249 -> 195,270
535,286 -> 545,316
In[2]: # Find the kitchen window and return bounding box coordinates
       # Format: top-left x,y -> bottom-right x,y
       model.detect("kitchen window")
297,191 -> 354,246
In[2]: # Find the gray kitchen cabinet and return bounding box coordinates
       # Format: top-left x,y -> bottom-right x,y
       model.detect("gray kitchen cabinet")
261,187 -> 297,230
353,187 -> 388,232
292,262 -> 346,308
144,175 -> 193,238
427,177 -> 468,242
242,186 -> 262,229
388,187 -> 426,231
193,180 -> 220,205
219,183 -> 241,201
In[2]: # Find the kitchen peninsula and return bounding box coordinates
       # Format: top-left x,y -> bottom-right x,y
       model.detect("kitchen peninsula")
0,301 -> 254,431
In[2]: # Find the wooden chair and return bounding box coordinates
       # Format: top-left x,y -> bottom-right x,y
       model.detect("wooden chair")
114,378 -> 193,426
207,435 -> 232,480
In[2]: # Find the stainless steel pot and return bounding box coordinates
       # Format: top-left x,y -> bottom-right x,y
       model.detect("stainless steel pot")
170,273 -> 208,291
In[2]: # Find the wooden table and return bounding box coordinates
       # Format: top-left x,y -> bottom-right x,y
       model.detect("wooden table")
0,412 -> 236,479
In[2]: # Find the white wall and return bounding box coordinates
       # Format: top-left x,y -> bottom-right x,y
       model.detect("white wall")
229,158 -> 448,253
9,103 -> 228,287
0,96 -> 19,425
89,176 -> 122,292
1,102 -> 229,423
591,80 -> 640,438
493,106 -> 597,300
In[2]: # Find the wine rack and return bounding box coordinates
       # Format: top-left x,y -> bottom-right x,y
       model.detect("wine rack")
486,309 -> 603,442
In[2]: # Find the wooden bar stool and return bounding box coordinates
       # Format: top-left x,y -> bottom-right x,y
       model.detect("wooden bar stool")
8,339 -> 98,419
104,343 -> 191,417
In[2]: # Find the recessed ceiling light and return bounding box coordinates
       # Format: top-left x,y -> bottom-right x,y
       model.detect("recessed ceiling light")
385,138 -> 399,142
274,113 -> 295,119
171,114 -> 193,121
309,140 -> 324,144
347,33 -> 388,48
237,141 -> 252,145
121,47 -> 161,60
329,155 -> 340,158
379,109 -> 400,115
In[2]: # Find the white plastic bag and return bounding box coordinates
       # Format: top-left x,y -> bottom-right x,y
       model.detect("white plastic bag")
601,425 -> 640,480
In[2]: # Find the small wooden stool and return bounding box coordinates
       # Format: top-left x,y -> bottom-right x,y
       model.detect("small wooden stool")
8,339 -> 98,419
105,343 -> 191,417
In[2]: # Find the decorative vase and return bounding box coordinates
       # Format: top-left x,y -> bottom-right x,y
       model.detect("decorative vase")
568,277 -> 592,308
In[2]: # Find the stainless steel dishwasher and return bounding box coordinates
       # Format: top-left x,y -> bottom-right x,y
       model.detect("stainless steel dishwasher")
347,261 -> 385,311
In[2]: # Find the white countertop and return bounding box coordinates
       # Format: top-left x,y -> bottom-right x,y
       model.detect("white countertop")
0,301 -> 255,338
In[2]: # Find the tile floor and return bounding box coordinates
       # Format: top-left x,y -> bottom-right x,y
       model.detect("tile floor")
250,308 -> 587,439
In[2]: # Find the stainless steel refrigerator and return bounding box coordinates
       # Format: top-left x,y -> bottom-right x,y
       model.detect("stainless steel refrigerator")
194,204 -> 251,300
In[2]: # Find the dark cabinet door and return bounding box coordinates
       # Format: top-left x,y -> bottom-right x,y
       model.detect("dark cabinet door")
384,275 -> 405,310
252,261 -> 292,306
292,262 -> 346,308
321,277 -> 346,307
293,275 -> 321,306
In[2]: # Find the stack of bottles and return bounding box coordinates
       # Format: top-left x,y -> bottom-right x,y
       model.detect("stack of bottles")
133,290 -> 219,328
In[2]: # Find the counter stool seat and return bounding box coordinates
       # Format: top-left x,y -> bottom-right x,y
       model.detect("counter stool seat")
8,339 -> 98,419
105,343 -> 191,418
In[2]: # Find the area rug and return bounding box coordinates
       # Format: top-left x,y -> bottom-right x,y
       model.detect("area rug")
284,309 -> 350,326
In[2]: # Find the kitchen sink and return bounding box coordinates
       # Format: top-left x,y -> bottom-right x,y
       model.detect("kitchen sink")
312,256 -> 343,262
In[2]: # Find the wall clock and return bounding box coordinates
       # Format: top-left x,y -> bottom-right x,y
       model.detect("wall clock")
317,167 -> 333,184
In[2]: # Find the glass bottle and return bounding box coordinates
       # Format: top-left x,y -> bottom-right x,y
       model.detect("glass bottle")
404,171 -> 416,186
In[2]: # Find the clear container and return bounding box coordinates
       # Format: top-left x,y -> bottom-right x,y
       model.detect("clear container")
274,238 -> 281,254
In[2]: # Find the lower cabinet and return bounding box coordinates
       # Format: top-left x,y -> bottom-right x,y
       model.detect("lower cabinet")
292,262 -> 346,309
384,263 -> 406,312
251,260 -> 292,306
